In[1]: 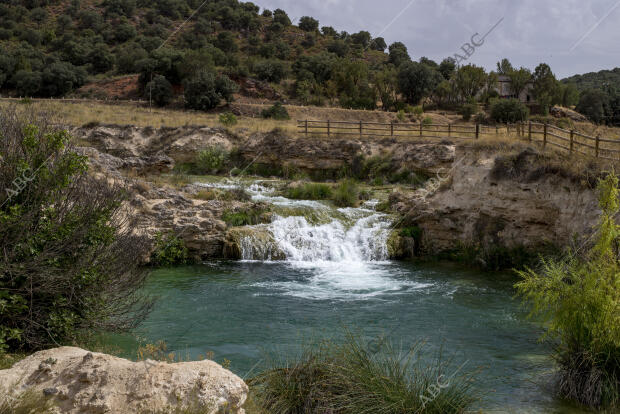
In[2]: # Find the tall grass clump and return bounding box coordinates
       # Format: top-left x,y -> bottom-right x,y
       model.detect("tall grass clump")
516,172 -> 620,410
250,333 -> 477,414
331,179 -> 359,207
286,183 -> 333,200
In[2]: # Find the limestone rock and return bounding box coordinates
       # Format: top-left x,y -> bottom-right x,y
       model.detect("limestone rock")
0,347 -> 248,414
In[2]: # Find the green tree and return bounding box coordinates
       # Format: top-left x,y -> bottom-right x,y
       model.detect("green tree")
453,64 -> 487,102
559,82 -> 580,107
0,108 -> 151,351
215,31 -> 238,53
388,42 -> 410,67
576,89 -> 609,124
496,58 -> 514,75
272,9 -> 290,26
183,71 -> 237,111
438,58 -> 456,80
369,37 -> 387,51
507,67 -> 532,98
373,68 -> 398,111
397,61 -> 442,105
146,75 -> 173,107
351,31 -> 371,48
253,59 -> 288,83
40,61 -> 87,97
12,70 -> 41,96
490,98 -> 529,123
532,63 -> 559,115
298,16 -> 318,32
88,44 -> 114,74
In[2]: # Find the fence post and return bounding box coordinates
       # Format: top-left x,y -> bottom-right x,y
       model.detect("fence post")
448,123 -> 451,137
528,121 -> 532,142
569,130 -> 574,154
390,121 -> 394,136
496,125 -> 499,135
359,120 -> 363,138
543,123 -> 547,149
419,121 -> 423,137
305,119 -> 308,136
327,120 -> 330,137
595,135 -> 600,158
476,123 -> 480,139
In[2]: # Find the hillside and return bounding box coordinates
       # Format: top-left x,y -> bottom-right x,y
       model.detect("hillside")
562,67 -> 620,92
0,0 -> 618,127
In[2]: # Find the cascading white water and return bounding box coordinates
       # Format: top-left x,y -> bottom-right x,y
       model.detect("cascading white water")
196,180 -> 393,263
267,212 -> 390,263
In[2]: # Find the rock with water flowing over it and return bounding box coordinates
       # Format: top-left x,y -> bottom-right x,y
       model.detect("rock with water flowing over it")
0,347 -> 248,414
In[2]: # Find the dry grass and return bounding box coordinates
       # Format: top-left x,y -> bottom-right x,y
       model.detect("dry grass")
0,99 -> 298,134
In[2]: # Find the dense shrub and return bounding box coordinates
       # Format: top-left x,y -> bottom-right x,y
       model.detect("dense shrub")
218,112 -> 237,127
516,173 -> 620,409
193,146 -> 230,174
183,71 -> 238,111
253,59 -> 287,83
222,207 -> 268,227
261,102 -> 290,120
150,232 -> 188,266
576,89 -> 609,125
145,75 -> 173,107
40,61 -> 87,97
490,98 -> 529,123
0,107 -> 151,351
460,103 -> 478,121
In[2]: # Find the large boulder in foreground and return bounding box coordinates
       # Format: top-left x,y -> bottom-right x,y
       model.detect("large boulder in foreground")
0,347 -> 248,414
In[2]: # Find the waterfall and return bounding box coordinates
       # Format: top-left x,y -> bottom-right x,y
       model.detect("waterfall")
264,212 -> 391,263
197,179 -> 393,263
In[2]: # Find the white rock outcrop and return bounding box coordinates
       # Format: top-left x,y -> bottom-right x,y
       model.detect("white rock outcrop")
0,347 -> 248,414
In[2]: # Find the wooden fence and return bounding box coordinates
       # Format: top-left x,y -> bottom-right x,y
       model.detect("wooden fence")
297,120 -> 620,161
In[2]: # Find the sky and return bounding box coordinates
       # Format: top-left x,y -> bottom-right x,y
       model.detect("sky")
254,0 -> 620,79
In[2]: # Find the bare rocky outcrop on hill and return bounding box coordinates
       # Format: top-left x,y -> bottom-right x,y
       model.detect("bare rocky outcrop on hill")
0,347 -> 248,414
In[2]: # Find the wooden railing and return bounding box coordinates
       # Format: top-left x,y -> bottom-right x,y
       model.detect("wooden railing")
297,119 -> 620,161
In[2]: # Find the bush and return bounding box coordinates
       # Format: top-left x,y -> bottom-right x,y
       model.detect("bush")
219,112 -> 237,127
286,183 -> 333,200
183,71 -> 238,111
145,75 -> 173,107
194,146 -> 229,174
250,332 -> 477,414
516,173 -> 620,409
422,116 -> 433,127
261,102 -> 290,120
150,232 -> 188,266
0,107 -> 151,351
460,103 -> 477,121
253,59 -> 287,83
490,98 -> 529,123
331,179 -> 359,207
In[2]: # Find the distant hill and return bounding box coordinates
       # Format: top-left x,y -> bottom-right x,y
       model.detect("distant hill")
562,68 -> 620,92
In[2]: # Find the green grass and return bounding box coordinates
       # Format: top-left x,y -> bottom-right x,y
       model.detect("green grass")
286,183 -> 333,200
222,207 -> 269,227
331,179 -> 360,207
249,332 -> 477,414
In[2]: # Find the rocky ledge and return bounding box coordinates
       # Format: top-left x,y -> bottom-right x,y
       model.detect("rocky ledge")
0,347 -> 248,413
